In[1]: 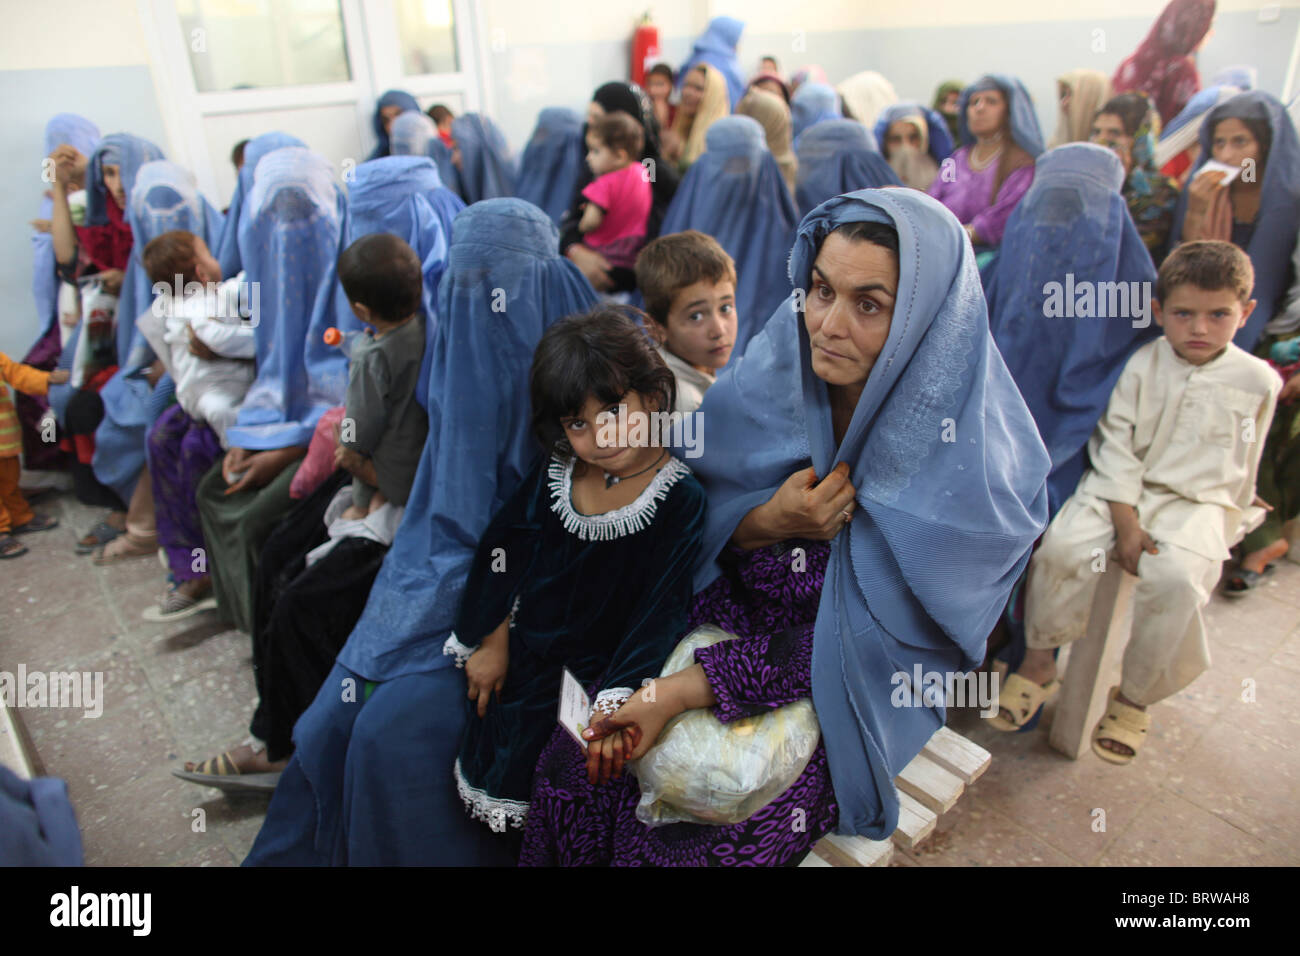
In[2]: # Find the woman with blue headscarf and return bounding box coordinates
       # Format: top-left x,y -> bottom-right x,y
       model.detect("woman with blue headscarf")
514,107 -> 586,226
677,15 -> 746,110
215,132 -> 305,278
20,113 -> 100,473
795,119 -> 899,219
928,74 -> 1044,248
367,89 -> 420,161
660,115 -> 797,354
875,102 -> 955,191
1154,84 -> 1242,186
194,148 -> 345,637
449,113 -> 517,204
175,154 -> 457,789
790,82 -> 841,144
387,111 -> 465,227
520,187 -> 1049,865
244,199 -> 597,865
1168,91 -> 1300,593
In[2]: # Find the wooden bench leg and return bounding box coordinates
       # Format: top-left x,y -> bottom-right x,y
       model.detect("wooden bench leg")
1048,563 -> 1136,759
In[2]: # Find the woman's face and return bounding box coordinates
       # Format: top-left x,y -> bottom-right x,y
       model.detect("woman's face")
1211,117 -> 1261,170
680,68 -> 707,114
804,232 -> 899,389
380,104 -> 404,135
942,91 -> 961,116
102,163 -> 125,208
886,119 -> 924,157
966,89 -> 1006,138
645,75 -> 672,103
1090,112 -> 1135,175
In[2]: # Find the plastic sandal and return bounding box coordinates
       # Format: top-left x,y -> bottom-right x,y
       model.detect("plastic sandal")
1091,687 -> 1152,765
171,750 -> 282,793
987,672 -> 1061,731
1223,563 -> 1275,598
12,513 -> 58,535
0,534 -> 28,559
76,520 -> 123,555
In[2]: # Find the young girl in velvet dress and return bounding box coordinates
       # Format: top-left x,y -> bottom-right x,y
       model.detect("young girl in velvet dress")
444,306 -> 706,852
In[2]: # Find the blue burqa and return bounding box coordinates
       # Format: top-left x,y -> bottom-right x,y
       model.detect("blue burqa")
1167,90 -> 1300,349
224,147 -> 345,451
215,131 -> 306,278
677,16 -> 746,109
791,82 -> 842,144
32,114 -> 100,335
690,187 -> 1050,837
245,199 -> 597,866
366,89 -> 421,161
302,155 -> 457,417
449,113 -> 517,204
384,113 -> 467,240
90,159 -> 223,504
514,107 -> 586,226
873,102 -> 955,164
660,115 -> 798,354
795,120 -> 900,218
0,766 -> 82,866
986,143 -> 1159,517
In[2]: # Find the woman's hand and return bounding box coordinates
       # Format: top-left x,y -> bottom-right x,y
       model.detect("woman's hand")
565,243 -> 614,292
465,642 -> 508,718
1185,169 -> 1232,241
99,269 -> 125,296
732,462 -> 857,550
222,445 -> 304,496
49,145 -> 88,190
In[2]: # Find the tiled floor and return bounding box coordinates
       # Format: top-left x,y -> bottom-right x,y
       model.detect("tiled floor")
4,485 -> 1299,866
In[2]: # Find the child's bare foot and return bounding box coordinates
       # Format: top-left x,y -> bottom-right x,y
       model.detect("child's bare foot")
366,490 -> 387,515
341,504 -> 366,521
1225,537 -> 1289,596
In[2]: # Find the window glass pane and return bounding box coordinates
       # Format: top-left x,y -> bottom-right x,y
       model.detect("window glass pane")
396,0 -> 459,76
178,0 -> 351,93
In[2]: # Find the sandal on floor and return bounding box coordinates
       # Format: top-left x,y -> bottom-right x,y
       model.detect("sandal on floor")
0,535 -> 28,559
1091,687 -> 1152,765
12,513 -> 58,535
171,752 -> 282,793
76,520 -> 123,555
987,672 -> 1061,731
92,533 -> 158,565
1223,563 -> 1275,598
142,587 -> 217,622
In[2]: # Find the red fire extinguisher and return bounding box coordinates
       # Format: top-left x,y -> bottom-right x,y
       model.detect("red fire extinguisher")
631,11 -> 660,88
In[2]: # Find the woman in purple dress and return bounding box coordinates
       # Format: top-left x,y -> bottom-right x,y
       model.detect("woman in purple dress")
519,187 -> 1051,866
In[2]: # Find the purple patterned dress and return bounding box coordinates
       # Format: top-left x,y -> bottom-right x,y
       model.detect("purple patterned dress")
519,540 -> 838,866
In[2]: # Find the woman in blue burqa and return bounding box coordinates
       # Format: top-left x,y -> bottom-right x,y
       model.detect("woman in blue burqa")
520,186 -> 1050,865
244,199 -> 597,865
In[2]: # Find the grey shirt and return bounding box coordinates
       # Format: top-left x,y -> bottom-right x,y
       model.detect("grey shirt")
342,316 -> 428,506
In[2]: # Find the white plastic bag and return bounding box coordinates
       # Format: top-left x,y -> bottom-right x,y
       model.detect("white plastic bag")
633,625 -> 820,828
69,277 -> 117,388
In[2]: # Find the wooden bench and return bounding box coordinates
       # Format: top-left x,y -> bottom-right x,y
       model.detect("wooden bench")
801,725 -> 991,866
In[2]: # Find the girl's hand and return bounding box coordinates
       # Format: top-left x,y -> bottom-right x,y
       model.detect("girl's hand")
583,690 -> 675,784
47,369 -> 70,385
465,643 -> 508,718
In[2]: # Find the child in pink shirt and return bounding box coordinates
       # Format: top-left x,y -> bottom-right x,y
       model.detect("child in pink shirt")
578,112 -> 653,270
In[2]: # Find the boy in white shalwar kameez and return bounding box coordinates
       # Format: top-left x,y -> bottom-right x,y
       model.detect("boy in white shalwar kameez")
994,241 -> 1280,764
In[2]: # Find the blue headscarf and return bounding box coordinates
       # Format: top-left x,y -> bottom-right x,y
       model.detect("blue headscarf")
90,160 -> 225,504
660,115 -> 798,354
375,117 -> 466,242
795,120 -> 900,218
1211,65 -> 1256,90
427,137 -> 463,204
303,155 -> 456,418
514,107 -> 586,226
957,74 -> 1045,156
1167,90 -> 1300,348
224,148 -> 345,451
215,132 -> 306,277
338,199 -> 598,682
690,187 -> 1050,837
368,89 -> 421,160
986,143 -> 1159,516
449,113 -> 517,204
791,83 -> 841,143
33,114 -> 100,332
84,133 -> 165,229
873,102 -> 954,165
678,16 -> 746,109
